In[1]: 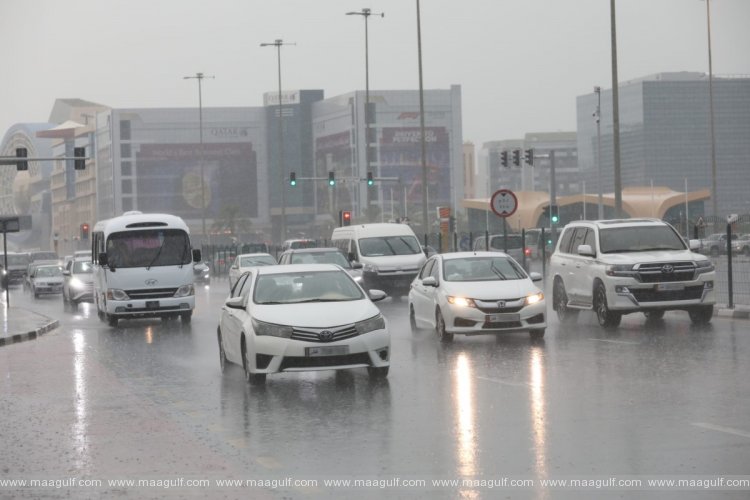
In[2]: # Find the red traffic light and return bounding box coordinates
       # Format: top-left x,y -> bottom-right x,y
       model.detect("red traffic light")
80,223 -> 90,239
340,210 -> 352,226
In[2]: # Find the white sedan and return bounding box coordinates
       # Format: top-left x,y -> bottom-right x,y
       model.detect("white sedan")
408,252 -> 546,342
217,264 -> 390,385
228,253 -> 277,289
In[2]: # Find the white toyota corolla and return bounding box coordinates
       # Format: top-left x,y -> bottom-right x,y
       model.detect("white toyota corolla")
408,252 -> 546,342
218,263 -> 390,385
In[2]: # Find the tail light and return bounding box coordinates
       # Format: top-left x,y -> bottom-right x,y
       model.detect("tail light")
524,247 -> 532,256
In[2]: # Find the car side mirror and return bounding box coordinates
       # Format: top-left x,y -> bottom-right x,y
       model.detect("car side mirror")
192,249 -> 202,263
351,261 -> 363,269
529,272 -> 543,282
348,252 -> 355,262
63,270 -> 71,276
98,252 -> 108,266
577,244 -> 595,257
225,296 -> 245,310
368,289 -> 387,302
422,276 -> 438,287
689,239 -> 701,251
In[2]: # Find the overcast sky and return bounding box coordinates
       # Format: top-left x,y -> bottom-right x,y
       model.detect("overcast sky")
1,0 -> 748,148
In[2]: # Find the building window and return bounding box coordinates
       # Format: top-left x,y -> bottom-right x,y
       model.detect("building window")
120,120 -> 131,140
121,179 -> 132,194
121,161 -> 132,176
120,143 -> 131,158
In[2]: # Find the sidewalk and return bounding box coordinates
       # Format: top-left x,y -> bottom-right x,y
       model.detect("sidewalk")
715,303 -> 750,319
0,305 -> 59,347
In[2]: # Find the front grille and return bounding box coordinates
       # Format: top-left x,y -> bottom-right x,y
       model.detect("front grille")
279,352 -> 371,370
630,285 -> 704,303
475,298 -> 524,314
483,321 -> 523,329
636,262 -> 696,283
476,305 -> 524,314
126,288 -> 178,299
290,324 -> 359,343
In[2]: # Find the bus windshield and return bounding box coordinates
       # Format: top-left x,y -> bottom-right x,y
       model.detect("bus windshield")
106,229 -> 191,268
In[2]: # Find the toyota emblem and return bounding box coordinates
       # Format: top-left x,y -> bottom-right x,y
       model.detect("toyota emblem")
145,279 -> 158,286
661,264 -> 674,274
318,330 -> 334,342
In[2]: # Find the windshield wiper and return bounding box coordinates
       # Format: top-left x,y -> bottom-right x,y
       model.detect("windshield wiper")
289,298 -> 343,303
489,262 -> 508,280
146,240 -> 166,270
638,247 -> 681,251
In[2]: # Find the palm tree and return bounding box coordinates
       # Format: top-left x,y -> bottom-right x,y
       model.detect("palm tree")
211,205 -> 252,240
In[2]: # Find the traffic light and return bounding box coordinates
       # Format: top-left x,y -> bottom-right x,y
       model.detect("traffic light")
289,172 -> 297,186
339,210 -> 352,226
550,205 -> 560,224
328,171 -> 335,186
512,149 -> 520,167
16,148 -> 28,171
367,172 -> 374,186
80,223 -> 90,240
74,147 -> 86,170
524,148 -> 534,165
500,150 -> 508,168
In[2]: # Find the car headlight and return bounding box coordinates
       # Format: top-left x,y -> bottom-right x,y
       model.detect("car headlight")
252,318 -> 293,338
695,260 -> 715,275
174,284 -> 194,297
447,296 -> 477,308
363,263 -> 379,273
525,292 -> 544,305
355,314 -> 386,335
107,289 -> 129,300
605,264 -> 635,277
68,278 -> 85,290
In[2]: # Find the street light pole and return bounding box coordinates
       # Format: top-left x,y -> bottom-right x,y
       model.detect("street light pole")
184,72 -> 214,243
261,39 -> 294,243
705,0 -> 718,217
609,0 -> 623,218
594,86 -> 603,219
347,8 -> 384,221
416,0 -> 429,238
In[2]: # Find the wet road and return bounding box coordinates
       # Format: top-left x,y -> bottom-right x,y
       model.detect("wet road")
1,279 -> 749,499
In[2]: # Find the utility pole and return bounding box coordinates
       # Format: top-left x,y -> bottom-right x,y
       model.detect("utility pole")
417,0 -> 429,238
610,0 -> 623,217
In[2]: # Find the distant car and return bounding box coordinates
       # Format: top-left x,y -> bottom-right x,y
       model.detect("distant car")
281,239 -> 318,252
194,261 -> 211,284
217,264 -> 389,385
700,233 -> 737,256
30,251 -> 60,264
277,247 -> 363,282
3,252 -> 30,285
422,245 -> 438,258
29,264 -> 64,298
408,252 -> 546,342
228,253 -> 278,289
472,233 -> 531,262
63,259 -> 94,310
731,234 -> 750,257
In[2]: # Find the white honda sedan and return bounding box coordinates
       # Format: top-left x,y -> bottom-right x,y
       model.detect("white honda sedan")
217,264 -> 390,385
408,252 -> 546,342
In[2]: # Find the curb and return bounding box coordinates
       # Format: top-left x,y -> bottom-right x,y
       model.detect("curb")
0,318 -> 60,347
714,304 -> 750,320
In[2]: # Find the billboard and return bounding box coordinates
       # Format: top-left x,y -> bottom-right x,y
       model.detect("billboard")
314,131 -> 353,215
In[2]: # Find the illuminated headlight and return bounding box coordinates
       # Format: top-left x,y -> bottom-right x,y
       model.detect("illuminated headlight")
252,318 -> 293,338
353,275 -> 363,282
174,284 -> 194,297
695,260 -> 715,275
447,296 -> 477,308
525,292 -> 544,305
68,278 -> 85,290
107,289 -> 129,300
355,314 -> 386,335
605,264 -> 634,276
363,263 -> 379,273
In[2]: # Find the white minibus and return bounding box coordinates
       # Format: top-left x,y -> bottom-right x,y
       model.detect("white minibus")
91,211 -> 201,326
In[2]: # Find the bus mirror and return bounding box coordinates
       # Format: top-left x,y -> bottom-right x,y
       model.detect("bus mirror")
98,252 -> 108,266
192,249 -> 202,263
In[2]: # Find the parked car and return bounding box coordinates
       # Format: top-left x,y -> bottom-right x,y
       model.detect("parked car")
3,252 -> 30,285
217,263 -> 389,385
194,261 -> 211,284
549,219 -> 715,328
408,252 -> 546,342
731,234 -> 750,257
228,253 -> 277,289
700,232 -> 738,256
63,259 -> 94,310
29,264 -> 64,298
277,247 -> 363,282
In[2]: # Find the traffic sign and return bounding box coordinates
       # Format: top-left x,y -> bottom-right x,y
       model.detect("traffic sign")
490,189 -> 518,218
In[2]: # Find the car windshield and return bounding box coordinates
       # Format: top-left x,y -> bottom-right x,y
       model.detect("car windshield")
240,255 -> 276,267
443,256 -> 527,281
254,270 -> 364,305
359,236 -> 421,257
490,235 -> 523,250
36,266 -> 62,277
107,229 -> 191,268
290,251 -> 350,268
72,261 -> 93,274
600,226 -> 686,253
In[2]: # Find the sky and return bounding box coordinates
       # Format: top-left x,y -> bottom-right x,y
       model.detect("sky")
1,0 -> 748,148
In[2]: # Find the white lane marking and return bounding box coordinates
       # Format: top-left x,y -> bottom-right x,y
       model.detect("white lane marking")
476,376 -> 530,387
691,422 -> 750,439
590,338 -> 641,345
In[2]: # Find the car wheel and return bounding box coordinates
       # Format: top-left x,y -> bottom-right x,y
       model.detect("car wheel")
180,311 -> 192,324
529,329 -> 546,340
217,328 -> 227,373
644,310 -> 665,321
409,305 -> 420,332
435,309 -> 453,343
554,279 -> 579,324
367,366 -> 389,379
594,283 -> 621,328
688,305 -> 713,325
243,344 -> 266,385
107,314 -> 119,327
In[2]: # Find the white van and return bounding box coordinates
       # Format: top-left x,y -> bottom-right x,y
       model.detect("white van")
331,223 -> 426,296
91,212 -> 201,327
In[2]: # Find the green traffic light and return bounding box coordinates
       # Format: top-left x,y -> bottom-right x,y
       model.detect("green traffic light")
290,180 -> 297,186
551,215 -> 559,224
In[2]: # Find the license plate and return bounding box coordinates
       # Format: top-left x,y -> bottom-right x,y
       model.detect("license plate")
146,300 -> 160,309
656,283 -> 685,292
305,345 -> 349,357
487,313 -> 520,322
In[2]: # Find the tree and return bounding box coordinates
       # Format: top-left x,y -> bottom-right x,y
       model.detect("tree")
211,205 -> 252,239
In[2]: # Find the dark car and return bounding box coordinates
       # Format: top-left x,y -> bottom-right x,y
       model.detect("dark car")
193,261 -> 211,284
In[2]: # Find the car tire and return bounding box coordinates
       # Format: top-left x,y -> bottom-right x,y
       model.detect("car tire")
181,312 -> 192,324
530,329 -> 545,340
644,310 -> 665,321
217,328 -> 227,373
554,278 -> 579,324
594,283 -> 621,328
367,366 -> 389,379
243,344 -> 266,385
435,309 -> 453,343
409,305 -> 420,332
688,305 -> 713,325
107,314 -> 119,327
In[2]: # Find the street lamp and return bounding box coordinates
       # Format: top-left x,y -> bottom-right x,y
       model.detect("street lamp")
260,39 -> 294,242
183,72 -> 214,243
704,0 -> 718,217
416,0 -> 429,239
609,0 -> 623,218
347,8 -> 384,221
594,86 -> 603,219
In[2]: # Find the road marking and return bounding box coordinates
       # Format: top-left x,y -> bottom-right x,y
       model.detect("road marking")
691,422 -> 750,439
589,338 -> 641,345
476,376 -> 529,387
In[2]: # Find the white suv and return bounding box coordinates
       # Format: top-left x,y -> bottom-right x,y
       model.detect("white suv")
549,219 -> 715,328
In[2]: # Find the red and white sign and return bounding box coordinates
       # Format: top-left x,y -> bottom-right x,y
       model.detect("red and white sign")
490,189 -> 518,218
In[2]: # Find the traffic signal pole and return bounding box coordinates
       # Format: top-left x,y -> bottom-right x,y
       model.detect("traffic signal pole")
549,150 -> 557,246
